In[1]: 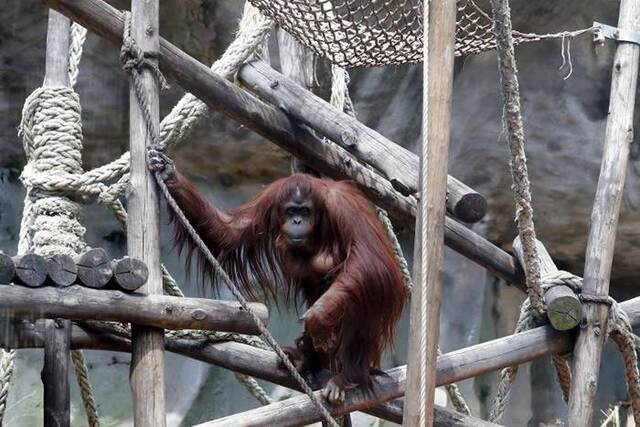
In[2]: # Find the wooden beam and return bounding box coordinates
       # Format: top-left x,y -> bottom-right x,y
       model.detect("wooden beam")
405,1 -> 457,425
112,257 -> 148,291
7,296 -> 640,426
14,254 -> 48,287
75,248 -> 113,288
42,0 -> 528,293
46,254 -> 77,287
239,60 -> 487,223
0,284 -> 267,334
42,10 -> 72,427
513,237 -> 581,331
127,1 -> 166,425
567,0 -> 640,424
0,253 -> 15,284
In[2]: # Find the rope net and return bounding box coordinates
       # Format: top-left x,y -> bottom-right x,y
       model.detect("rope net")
248,0 -> 559,67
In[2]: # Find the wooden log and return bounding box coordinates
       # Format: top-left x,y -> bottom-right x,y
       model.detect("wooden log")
112,257 -> 148,291
43,0 -> 529,293
404,1 -> 457,425
127,1 -> 166,425
75,248 -> 113,288
513,237 -> 581,331
8,297 -> 640,426
238,60 -> 488,224
47,254 -> 77,287
42,9 -> 72,427
0,252 -> 15,284
568,0 -> 640,424
277,28 -> 316,176
42,318 -> 71,427
14,254 -> 48,287
0,284 -> 268,334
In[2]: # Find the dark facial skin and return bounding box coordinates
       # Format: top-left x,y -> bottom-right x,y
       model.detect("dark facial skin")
281,191 -> 315,249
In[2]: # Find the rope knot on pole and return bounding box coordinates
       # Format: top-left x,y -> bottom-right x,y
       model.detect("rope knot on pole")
120,12 -> 168,91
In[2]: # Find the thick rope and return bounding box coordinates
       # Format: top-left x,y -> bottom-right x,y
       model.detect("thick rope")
69,23 -> 87,88
70,350 -> 100,427
120,12 -> 338,424
0,349 -> 15,423
490,0 -> 543,316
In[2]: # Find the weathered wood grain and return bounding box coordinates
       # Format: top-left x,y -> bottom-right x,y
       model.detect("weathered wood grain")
75,248 -> 113,288
239,60 -> 487,223
42,10 -> 72,427
126,1 -> 167,425
0,284 -> 267,333
14,254 -> 48,287
513,237 -> 581,331
46,254 -> 77,287
568,0 -> 640,423
0,253 -> 15,284
112,257 -> 148,291
404,2 -> 457,425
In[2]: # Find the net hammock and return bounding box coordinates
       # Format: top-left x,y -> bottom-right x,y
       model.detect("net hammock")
249,0 -> 569,67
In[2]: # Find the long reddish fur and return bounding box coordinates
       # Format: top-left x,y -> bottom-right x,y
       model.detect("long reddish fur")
165,172 -> 406,387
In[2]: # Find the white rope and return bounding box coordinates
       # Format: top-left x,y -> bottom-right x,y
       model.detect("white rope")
69,23 -> 87,87
418,0 -> 431,424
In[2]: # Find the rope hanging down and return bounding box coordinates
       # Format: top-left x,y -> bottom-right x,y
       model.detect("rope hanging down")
119,12 -> 340,427
487,0 -> 640,423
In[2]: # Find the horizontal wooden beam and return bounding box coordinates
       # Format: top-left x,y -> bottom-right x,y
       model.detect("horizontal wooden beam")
238,61 -> 487,223
8,296 -> 640,424
42,0 -> 527,290
0,284 -> 267,334
195,295 -> 640,426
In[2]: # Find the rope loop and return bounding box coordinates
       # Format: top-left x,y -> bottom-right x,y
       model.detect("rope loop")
120,12 -> 169,90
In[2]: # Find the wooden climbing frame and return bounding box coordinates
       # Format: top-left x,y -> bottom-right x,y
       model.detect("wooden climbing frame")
0,0 -> 637,425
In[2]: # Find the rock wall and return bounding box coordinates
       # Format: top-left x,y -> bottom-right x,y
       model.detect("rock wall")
0,0 -> 638,425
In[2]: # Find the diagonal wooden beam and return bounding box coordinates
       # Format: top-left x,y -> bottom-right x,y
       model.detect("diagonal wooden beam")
42,0 -> 527,291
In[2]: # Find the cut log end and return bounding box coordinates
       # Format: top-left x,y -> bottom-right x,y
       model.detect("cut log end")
15,254 -> 48,287
0,253 -> 15,284
47,254 -> 78,287
113,257 -> 149,291
76,248 -> 113,289
547,295 -> 583,331
453,193 -> 488,223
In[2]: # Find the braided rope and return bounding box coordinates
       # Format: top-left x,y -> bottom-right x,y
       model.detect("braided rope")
69,23 -> 87,88
490,0 -> 543,316
234,374 -> 273,405
0,349 -> 15,423
71,350 -> 100,427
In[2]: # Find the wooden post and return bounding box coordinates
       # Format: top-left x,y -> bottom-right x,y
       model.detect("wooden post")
47,254 -> 78,287
512,237 -> 581,331
75,248 -> 113,289
127,1 -> 166,426
42,10 -> 72,427
567,0 -> 640,424
0,253 -> 15,284
404,1 -> 457,425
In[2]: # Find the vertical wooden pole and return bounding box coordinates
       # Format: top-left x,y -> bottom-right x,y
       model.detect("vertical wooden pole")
277,28 -> 316,175
128,1 -> 166,426
42,10 -> 72,427
403,1 -> 457,425
567,1 -> 640,425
